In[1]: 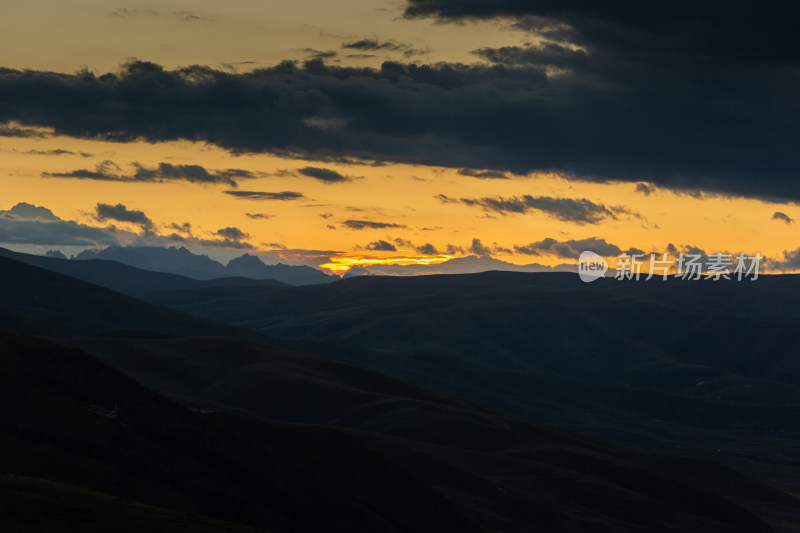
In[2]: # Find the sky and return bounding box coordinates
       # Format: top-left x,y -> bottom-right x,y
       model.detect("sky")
1,0 -> 799,274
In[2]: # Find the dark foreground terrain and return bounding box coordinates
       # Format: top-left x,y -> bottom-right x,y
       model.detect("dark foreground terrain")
1,253 -> 799,531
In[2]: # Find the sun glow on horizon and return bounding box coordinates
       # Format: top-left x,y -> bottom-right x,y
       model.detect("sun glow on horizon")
319,254 -> 454,273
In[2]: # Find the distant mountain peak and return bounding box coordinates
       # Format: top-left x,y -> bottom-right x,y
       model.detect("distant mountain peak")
227,253 -> 265,268
70,245 -> 333,285
44,249 -> 67,259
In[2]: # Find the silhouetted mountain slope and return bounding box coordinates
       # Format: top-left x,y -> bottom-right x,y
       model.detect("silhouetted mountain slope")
2,257 -> 798,530
74,246 -> 334,285
0,247 -> 286,297
0,333 -> 483,533
226,253 -> 334,285
143,271 -> 800,495
0,255 -> 255,338
71,335 -> 800,532
75,245 -> 228,278
0,475 -> 272,533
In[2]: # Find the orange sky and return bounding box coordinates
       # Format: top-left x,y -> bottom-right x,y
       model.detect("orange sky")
1,1 -> 798,274
1,127 -> 796,273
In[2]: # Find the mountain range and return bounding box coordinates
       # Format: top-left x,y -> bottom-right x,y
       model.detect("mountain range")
143,271 -> 800,496
74,246 -> 334,285
1,253 -> 799,531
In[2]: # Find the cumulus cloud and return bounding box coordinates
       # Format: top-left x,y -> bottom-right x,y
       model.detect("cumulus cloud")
0,201 -> 256,251
365,239 -> 397,251
215,226 -> 248,241
468,238 -> 492,256
1,202 -> 60,221
768,248 -> 800,272
772,211 -> 794,224
197,226 -> 253,249
635,183 -> 656,196
95,202 -> 154,232
0,202 -> 132,246
514,237 -> 636,259
415,243 -> 439,255
390,238 -> 442,256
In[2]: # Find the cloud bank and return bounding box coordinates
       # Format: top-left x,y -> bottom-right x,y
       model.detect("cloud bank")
1,53 -> 797,200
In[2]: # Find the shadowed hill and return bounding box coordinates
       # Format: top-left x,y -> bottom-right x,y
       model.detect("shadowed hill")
143,271 -> 800,495
0,255 -> 257,338
74,246 -> 334,285
0,475 -> 273,533
1,257 -> 798,530
0,247 -> 287,297
0,332 -> 483,533
71,335 -> 800,532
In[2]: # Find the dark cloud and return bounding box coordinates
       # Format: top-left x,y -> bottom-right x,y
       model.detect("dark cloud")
341,38 -> 428,57
167,222 -> 192,234
635,183 -> 656,196
246,213 -> 274,220
514,237 -> 631,259
1,202 -> 60,221
469,238 -> 492,257
95,202 -> 154,232
772,211 -> 794,225
769,248 -> 800,271
411,243 -> 436,255
0,203 -> 125,246
302,49 -> 338,60
445,244 -> 465,255
398,2 -> 797,201
0,202 -> 255,250
207,226 -> 253,248
342,219 -> 406,230
223,190 -> 306,201
132,163 -> 257,186
414,243 -> 438,255
366,239 -> 397,251
457,168 -> 509,179
391,238 -> 441,256
0,218 -> 119,246
297,166 -> 352,183
0,124 -> 47,138
436,194 -> 632,224
44,161 -> 258,186
2,50 -> 798,199
109,9 -> 212,22
22,149 -> 94,157
215,226 -> 248,241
